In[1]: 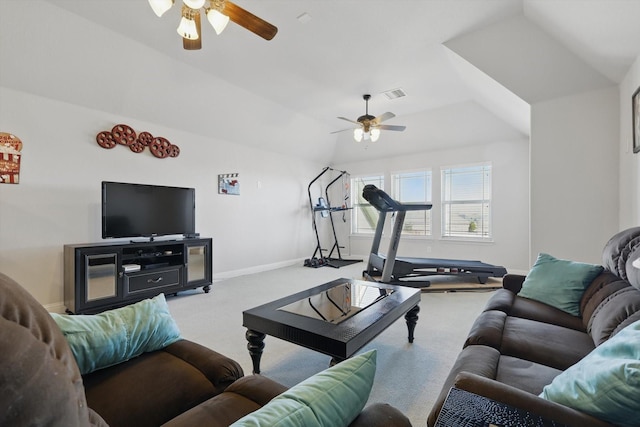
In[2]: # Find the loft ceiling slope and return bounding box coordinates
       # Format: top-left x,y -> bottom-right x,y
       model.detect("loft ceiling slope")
524,0 -> 640,83
444,14 -> 615,105
444,46 -> 530,137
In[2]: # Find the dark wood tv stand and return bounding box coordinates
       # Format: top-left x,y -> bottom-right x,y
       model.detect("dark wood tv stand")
64,237 -> 212,314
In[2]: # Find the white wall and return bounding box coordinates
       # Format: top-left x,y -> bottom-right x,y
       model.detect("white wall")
619,55 -> 640,228
334,138 -> 530,273
0,87 -> 320,308
444,13 -> 621,267
530,86 -> 619,264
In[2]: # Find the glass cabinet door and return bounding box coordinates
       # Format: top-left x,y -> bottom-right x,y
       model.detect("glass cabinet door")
187,245 -> 206,283
85,253 -> 118,302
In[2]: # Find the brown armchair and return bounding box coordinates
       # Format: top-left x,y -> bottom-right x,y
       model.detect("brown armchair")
0,271 -> 411,427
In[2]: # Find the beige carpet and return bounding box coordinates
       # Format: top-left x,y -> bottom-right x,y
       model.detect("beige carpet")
166,261 -> 496,426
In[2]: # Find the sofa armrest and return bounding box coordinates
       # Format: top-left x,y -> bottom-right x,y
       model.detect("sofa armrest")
502,274 -> 526,293
163,339 -> 244,390
453,372 -> 613,427
349,403 -> 412,427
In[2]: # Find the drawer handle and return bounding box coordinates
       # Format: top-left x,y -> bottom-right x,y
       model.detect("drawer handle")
148,277 -> 163,284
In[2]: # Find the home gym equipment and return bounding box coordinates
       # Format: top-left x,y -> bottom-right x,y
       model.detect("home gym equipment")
304,167 -> 362,269
362,184 -> 507,288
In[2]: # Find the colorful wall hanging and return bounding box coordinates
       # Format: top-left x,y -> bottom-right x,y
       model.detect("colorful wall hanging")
96,124 -> 180,159
0,132 -> 22,184
218,173 -> 240,195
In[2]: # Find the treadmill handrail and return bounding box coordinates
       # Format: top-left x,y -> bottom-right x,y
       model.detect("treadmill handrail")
362,184 -> 432,212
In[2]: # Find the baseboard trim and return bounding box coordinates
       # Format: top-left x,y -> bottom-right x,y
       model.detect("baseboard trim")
214,258 -> 305,281
45,302 -> 67,314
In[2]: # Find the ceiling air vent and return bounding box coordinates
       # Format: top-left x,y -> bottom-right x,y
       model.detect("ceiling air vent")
382,88 -> 407,100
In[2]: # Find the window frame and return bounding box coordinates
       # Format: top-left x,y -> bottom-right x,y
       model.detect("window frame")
390,169 -> 433,237
440,162 -> 492,241
350,174 -> 384,235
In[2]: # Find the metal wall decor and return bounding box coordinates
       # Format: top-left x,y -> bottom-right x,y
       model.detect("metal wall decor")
0,132 -> 22,184
218,173 -> 240,195
96,124 -> 180,159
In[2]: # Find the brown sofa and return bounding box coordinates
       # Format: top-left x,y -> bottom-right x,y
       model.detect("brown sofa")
427,227 -> 640,427
0,271 -> 411,427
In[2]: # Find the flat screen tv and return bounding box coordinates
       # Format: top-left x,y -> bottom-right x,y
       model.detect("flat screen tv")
101,181 -> 195,239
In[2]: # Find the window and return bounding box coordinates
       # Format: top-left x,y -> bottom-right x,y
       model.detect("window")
441,164 -> 491,239
351,175 -> 384,234
391,170 -> 432,236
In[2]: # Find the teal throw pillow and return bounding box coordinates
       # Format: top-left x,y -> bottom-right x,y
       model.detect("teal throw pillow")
51,293 -> 181,375
539,319 -> 640,427
518,253 -> 603,316
231,349 -> 377,427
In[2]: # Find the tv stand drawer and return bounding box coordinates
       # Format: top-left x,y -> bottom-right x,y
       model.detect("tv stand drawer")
124,268 -> 181,295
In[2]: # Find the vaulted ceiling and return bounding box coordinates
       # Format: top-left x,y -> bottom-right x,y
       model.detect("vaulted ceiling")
2,1 -> 640,164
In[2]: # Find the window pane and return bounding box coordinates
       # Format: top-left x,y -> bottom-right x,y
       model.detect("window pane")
391,170 -> 432,236
441,164 -> 491,239
351,175 -> 384,234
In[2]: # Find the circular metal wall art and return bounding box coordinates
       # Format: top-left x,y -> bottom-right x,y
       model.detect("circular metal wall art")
95,125 -> 180,159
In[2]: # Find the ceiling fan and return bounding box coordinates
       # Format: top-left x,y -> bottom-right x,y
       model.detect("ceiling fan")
148,0 -> 278,50
332,94 -> 406,142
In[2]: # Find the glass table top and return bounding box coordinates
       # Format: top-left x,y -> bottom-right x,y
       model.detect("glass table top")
278,281 -> 394,324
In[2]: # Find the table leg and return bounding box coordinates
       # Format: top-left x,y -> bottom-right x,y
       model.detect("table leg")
246,329 -> 266,374
405,304 -> 420,343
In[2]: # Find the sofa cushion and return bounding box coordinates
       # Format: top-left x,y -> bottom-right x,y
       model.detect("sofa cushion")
580,272 -> 630,329
540,319 -> 640,427
230,349 -> 377,427
163,375 -> 289,427
587,285 -> 640,344
499,317 -> 595,371
495,355 -> 564,395
601,226 -> 640,282
465,310 -> 594,370
51,293 -> 182,375
518,253 -> 603,316
84,345 -> 225,427
484,288 -> 584,332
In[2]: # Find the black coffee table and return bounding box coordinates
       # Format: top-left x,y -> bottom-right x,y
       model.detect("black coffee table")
242,278 -> 421,374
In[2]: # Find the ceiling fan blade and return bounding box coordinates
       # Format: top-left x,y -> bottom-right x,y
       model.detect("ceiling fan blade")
377,124 -> 406,131
330,128 -> 355,134
224,1 -> 278,40
183,10 -> 202,50
337,116 -> 360,125
372,112 -> 395,125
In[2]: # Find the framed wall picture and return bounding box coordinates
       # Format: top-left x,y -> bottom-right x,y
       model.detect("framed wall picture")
218,173 -> 240,195
634,86 -> 640,153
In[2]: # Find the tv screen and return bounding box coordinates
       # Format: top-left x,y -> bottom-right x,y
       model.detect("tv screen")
101,181 -> 195,239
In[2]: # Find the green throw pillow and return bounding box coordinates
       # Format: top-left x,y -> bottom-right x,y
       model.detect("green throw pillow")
51,293 -> 181,375
518,253 -> 603,316
231,349 -> 377,427
540,319 -> 640,427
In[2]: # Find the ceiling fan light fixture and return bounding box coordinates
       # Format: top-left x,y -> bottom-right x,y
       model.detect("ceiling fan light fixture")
183,0 -> 206,9
206,7 -> 230,35
177,6 -> 199,40
353,128 -> 364,142
149,0 -> 276,47
335,93 -> 406,142
148,0 -> 174,17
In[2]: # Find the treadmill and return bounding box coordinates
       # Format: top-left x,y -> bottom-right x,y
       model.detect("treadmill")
362,185 -> 507,287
